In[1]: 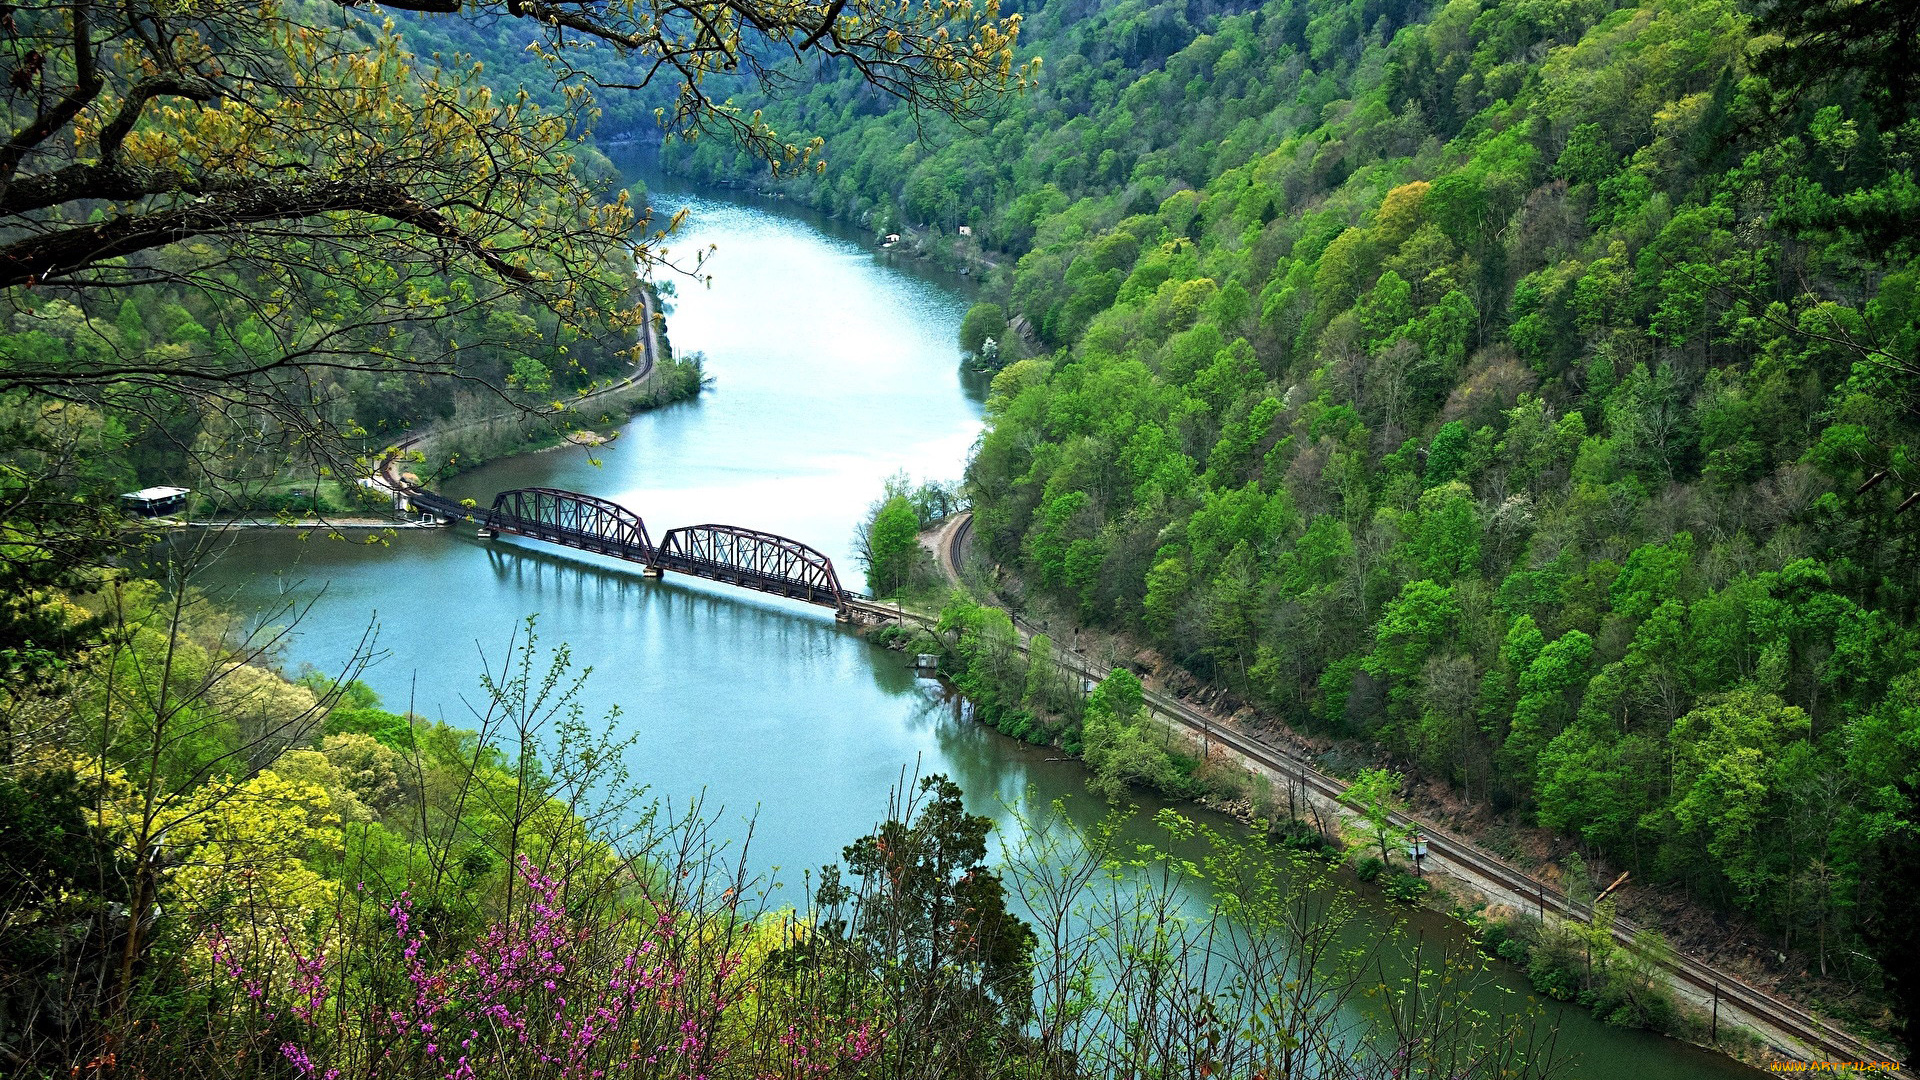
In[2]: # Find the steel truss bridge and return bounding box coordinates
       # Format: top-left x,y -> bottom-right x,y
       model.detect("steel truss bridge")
402,486 -> 850,610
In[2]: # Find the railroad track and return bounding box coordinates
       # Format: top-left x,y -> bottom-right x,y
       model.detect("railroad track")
843,589 -> 1909,1074
380,284 -> 663,494
1139,690 -> 1906,1072
946,511 -> 972,582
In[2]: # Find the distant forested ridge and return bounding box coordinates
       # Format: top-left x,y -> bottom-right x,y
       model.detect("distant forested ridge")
665,0 -> 1920,1039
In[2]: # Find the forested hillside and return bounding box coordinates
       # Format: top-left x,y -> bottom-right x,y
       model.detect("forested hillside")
675,0 -> 1920,1040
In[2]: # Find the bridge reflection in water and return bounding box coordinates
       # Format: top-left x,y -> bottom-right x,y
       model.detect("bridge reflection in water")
404,486 -> 851,610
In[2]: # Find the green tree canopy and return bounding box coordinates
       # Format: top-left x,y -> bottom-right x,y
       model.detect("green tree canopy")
864,495 -> 921,595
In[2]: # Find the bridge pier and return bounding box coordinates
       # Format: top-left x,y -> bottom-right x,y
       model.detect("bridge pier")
642,565 -> 664,578
477,526 -> 497,539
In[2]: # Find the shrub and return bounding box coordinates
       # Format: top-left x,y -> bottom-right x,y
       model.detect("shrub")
1271,818 -> 1336,856
1384,870 -> 1429,903
323,705 -> 417,750
1525,931 -> 1585,1002
1588,975 -> 1678,1032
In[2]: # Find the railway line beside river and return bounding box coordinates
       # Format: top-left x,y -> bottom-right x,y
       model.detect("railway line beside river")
848,511 -> 1908,1077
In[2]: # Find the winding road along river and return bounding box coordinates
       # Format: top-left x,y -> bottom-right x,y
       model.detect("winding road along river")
192,184 -> 1757,1080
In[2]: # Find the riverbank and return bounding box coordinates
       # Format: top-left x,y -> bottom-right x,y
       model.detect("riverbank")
394,283 -> 701,486
174,285 -> 698,531
862,511 -> 1907,1077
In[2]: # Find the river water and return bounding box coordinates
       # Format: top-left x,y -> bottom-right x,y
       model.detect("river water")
187,185 -> 1757,1079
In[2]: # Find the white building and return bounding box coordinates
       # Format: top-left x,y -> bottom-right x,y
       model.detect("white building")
121,486 -> 190,517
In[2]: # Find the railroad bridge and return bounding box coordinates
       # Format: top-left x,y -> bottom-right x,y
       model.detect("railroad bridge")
402,486 -> 852,611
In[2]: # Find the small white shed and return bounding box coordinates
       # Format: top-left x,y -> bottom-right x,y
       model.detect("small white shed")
121,486 -> 190,517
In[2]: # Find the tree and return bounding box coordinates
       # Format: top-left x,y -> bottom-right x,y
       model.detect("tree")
0,0 -> 1034,292
960,301 -> 1009,355
863,494 -> 921,595
1537,723 -> 1665,857
1667,689 -> 1812,905
1347,767 -> 1410,866
1863,776 -> 1920,1052
1086,666 -> 1144,722
0,768 -> 133,1059
1407,483 -> 1481,581
1554,123 -> 1615,185
509,356 -> 555,398
810,775 -> 1037,1073
1504,630 -> 1594,788
1022,632 -> 1076,717
1425,420 -> 1470,484
1366,580 -> 1460,727
1080,667 -> 1187,800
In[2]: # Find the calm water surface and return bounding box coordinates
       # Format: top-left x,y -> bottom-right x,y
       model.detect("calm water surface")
188,185 -> 1756,1080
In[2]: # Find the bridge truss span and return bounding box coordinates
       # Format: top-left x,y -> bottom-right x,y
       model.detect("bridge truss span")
488,487 -> 654,559
466,487 -> 848,610
656,524 -> 845,607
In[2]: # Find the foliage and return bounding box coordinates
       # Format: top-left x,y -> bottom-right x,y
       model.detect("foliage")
1496,905 -> 1683,1034
1756,0 -> 1920,127
707,0 -> 1920,1029
864,495 -> 922,596
856,472 -> 966,596
1383,868 -> 1429,903
799,774 -> 1038,1073
960,301 -> 1010,364
1082,666 -> 1192,801
0,578 -> 1578,1077
1346,767 -> 1411,867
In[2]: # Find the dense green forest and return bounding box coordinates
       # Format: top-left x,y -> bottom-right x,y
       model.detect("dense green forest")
707,0 -> 1920,1045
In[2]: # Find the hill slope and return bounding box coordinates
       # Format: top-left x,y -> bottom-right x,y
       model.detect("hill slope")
667,0 -> 1920,1043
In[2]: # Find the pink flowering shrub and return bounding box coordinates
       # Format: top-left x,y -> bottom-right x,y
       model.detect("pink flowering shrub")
210,856 -> 884,1080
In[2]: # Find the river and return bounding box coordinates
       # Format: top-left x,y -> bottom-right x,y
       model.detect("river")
187,183 -> 1758,1079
